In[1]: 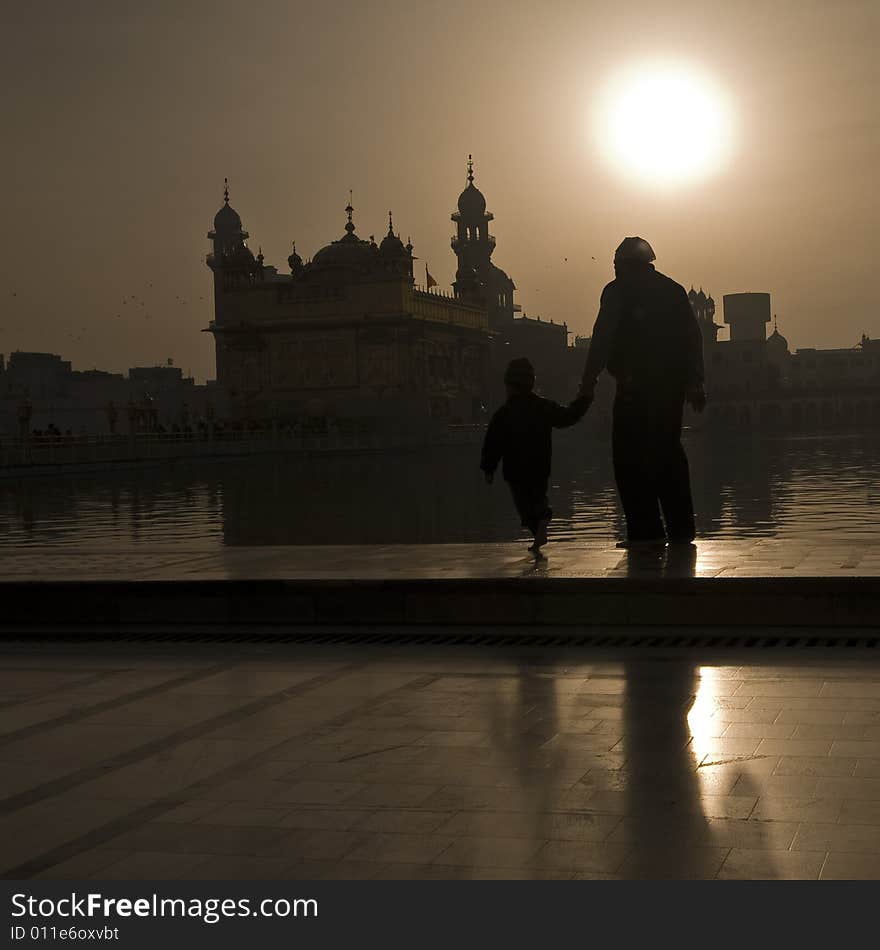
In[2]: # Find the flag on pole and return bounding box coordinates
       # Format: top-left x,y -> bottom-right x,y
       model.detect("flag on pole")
425,263 -> 437,290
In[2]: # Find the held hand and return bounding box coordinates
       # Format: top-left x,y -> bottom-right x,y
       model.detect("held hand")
578,380 -> 596,405
483,470 -> 494,485
686,387 -> 707,414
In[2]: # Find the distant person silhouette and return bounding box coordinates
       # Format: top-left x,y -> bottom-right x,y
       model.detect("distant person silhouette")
481,358 -> 590,555
580,237 -> 706,547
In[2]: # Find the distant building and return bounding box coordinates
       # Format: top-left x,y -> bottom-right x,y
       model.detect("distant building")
0,352 -> 211,435
3,352 -> 72,400
691,291 -> 880,429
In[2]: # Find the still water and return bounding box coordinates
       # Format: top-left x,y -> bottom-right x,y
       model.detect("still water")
0,432 -> 877,547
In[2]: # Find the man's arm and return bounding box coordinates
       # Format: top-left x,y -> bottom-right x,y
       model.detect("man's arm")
546,395 -> 592,429
579,283 -> 620,395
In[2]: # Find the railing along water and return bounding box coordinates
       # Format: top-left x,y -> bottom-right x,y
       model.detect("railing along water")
0,425 -> 487,473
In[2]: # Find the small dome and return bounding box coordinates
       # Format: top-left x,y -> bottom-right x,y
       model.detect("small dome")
457,155 -> 488,218
767,328 -> 789,352
213,202 -> 241,232
288,243 -> 303,274
457,182 -> 486,217
379,223 -> 407,257
489,263 -> 515,290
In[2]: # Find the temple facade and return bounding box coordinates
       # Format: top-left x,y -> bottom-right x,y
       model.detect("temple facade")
205,183 -> 490,429
205,160 -> 583,428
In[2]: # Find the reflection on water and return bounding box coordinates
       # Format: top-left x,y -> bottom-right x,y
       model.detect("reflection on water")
0,432 -> 878,546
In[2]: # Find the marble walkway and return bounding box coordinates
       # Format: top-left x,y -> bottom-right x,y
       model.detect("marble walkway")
0,539 -> 877,581
2,640 -> 880,880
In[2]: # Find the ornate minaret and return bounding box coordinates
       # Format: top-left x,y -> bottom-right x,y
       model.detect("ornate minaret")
688,286 -> 721,345
206,179 -> 260,287
450,156 -> 515,331
451,155 -> 495,288
287,242 -> 304,277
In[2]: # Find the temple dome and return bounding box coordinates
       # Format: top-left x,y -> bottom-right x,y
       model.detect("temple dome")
312,234 -> 376,269
312,203 -> 377,270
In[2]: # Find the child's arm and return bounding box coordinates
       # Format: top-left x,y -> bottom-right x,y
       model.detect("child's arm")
480,409 -> 506,481
547,395 -> 592,429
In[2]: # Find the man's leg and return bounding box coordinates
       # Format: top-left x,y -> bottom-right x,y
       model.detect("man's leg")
613,389 -> 665,541
655,393 -> 696,542
659,442 -> 696,542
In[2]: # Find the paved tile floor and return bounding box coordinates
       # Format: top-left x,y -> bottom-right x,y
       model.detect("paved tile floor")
3,640 -> 880,879
0,540 -> 877,581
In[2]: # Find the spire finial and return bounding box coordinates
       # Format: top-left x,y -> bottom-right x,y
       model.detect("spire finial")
774,313 -> 778,331
388,210 -> 394,235
467,154 -> 474,184
223,178 -> 229,204
344,191 -> 355,235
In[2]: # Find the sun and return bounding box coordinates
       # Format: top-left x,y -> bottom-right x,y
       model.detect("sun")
595,60 -> 735,189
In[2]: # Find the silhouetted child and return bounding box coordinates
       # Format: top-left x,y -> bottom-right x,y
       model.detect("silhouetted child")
481,358 -> 591,555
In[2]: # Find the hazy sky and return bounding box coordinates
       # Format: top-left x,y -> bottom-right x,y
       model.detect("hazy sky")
2,0 -> 877,382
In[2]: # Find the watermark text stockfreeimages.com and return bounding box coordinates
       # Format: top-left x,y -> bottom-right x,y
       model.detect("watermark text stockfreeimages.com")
11,892 -> 318,926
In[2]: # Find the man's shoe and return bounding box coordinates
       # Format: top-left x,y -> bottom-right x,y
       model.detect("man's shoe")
615,538 -> 667,549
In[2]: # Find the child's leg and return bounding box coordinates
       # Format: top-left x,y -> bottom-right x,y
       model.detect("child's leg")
532,481 -> 552,549
509,482 -> 539,534
510,480 -> 552,548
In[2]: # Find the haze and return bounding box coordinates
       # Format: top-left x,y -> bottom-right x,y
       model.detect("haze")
1,0 -> 876,383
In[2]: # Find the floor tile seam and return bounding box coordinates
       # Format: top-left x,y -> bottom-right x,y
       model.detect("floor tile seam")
0,667 -> 440,879
0,670 -> 128,709
0,666 -> 141,673
0,661 -> 369,815
0,662 -> 243,747
425,837 -> 551,868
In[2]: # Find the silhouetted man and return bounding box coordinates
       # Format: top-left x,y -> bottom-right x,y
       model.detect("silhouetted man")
580,237 -> 705,547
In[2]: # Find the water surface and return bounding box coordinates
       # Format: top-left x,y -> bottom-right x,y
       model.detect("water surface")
0,432 -> 877,547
